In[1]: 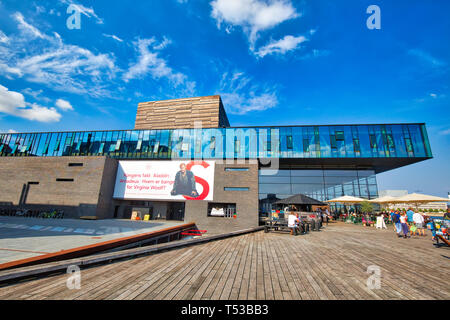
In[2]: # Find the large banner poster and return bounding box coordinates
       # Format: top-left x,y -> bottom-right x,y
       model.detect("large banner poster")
113,160 -> 215,201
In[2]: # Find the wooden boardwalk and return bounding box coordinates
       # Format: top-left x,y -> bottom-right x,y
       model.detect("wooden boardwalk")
0,222 -> 449,300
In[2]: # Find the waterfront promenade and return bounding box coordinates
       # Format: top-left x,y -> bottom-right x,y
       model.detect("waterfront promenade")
0,222 -> 448,300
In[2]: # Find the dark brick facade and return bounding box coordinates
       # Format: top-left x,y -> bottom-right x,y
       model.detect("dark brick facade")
185,160 -> 259,234
0,157 -> 259,233
0,156 -> 117,219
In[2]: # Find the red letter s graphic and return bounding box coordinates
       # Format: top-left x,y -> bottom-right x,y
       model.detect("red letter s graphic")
183,161 -> 210,200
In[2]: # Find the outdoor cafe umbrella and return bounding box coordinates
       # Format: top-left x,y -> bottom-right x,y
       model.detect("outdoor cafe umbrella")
388,193 -> 449,210
326,195 -> 366,204
326,195 -> 366,217
368,195 -> 398,210
368,195 -> 398,204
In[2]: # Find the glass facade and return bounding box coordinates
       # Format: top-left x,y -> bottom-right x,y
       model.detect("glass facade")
258,168 -> 378,215
0,123 -> 432,215
0,124 -> 432,160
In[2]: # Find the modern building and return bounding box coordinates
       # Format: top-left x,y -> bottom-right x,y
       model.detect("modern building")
0,95 -> 433,233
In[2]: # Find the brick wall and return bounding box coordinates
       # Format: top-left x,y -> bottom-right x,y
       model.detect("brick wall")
0,156 -> 117,219
185,160 -> 259,234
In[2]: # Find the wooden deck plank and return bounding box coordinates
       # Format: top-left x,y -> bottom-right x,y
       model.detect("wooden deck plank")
116,248 -> 203,300
139,241 -> 221,300
165,237 -> 231,300
246,232 -> 258,300
210,234 -> 246,300
222,233 -> 250,300
236,234 -> 254,300
197,235 -> 243,300
82,247 -> 198,300
262,234 -> 283,300
175,234 -> 238,300
190,235 -> 243,300
1,223 -> 449,300
101,247 -> 198,300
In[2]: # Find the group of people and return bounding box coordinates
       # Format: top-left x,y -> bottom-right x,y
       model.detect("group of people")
315,207 -> 332,225
389,208 -> 428,239
285,206 -> 331,236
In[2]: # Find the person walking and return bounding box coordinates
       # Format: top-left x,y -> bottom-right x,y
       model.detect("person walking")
444,208 -> 450,220
425,216 -> 437,242
399,212 -> 410,238
325,208 -> 330,226
406,207 -> 415,229
392,210 -> 402,237
413,211 -> 425,236
389,209 -> 395,229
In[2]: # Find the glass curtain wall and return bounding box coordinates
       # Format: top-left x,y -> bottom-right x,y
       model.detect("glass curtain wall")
258,168 -> 378,215
0,124 -> 432,160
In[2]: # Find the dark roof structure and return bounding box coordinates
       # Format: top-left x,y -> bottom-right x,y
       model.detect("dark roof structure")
274,194 -> 327,206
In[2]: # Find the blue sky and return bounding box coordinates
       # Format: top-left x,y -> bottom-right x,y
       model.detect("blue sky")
0,0 -> 449,196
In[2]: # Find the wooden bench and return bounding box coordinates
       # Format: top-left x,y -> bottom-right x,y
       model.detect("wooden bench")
264,218 -> 309,235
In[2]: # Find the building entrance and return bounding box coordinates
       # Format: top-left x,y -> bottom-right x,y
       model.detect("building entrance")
167,202 -> 185,221
115,200 -> 185,221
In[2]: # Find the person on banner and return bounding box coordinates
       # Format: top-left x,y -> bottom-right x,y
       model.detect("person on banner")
170,163 -> 198,197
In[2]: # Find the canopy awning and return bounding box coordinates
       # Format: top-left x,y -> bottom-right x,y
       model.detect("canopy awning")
274,194 -> 327,206
326,195 -> 366,204
390,193 -> 449,203
368,195 -> 398,203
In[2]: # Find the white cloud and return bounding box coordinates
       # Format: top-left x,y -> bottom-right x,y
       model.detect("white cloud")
0,129 -> 18,134
103,34 -> 124,42
12,12 -> 48,40
439,128 -> 450,136
408,49 -> 446,68
49,9 -> 61,17
0,30 -> 9,43
219,71 -> 278,114
22,88 -> 43,99
210,0 -> 299,49
0,13 -> 118,97
59,0 -> 104,24
22,88 -> 51,103
298,48 -> 330,60
0,84 -> 25,114
55,99 -> 74,111
1,11 -> 195,100
0,63 -> 22,78
123,38 -> 191,89
15,45 -> 117,96
255,34 -> 307,58
414,92 -> 446,104
0,85 -> 61,122
20,103 -> 62,122
34,5 -> 46,14
153,36 -> 172,50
